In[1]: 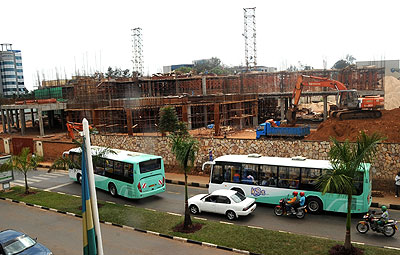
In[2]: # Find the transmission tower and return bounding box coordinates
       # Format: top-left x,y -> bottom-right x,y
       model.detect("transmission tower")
243,7 -> 257,71
131,27 -> 144,76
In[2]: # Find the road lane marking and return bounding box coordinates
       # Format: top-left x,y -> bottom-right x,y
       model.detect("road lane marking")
167,191 -> 181,194
384,246 -> 400,251
34,176 -> 51,180
351,241 -> 364,245
27,178 -> 43,182
46,172 -> 66,177
145,208 -> 156,211
12,180 -> 34,185
44,182 -> 73,191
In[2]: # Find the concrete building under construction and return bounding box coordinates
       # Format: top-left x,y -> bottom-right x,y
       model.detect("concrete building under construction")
0,66 -> 385,137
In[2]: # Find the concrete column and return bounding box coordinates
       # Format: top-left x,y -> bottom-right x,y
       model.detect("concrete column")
126,108 -> 133,136
38,108 -> 44,137
239,102 -> 243,130
323,95 -> 328,121
15,110 -> 20,129
61,110 -> 65,130
19,109 -> 25,135
6,110 -> 11,133
31,109 -> 35,127
1,109 -> 6,133
253,101 -> 258,127
187,105 -> 192,130
280,98 -> 285,121
203,105 -> 208,127
148,80 -> 153,97
202,76 -> 207,96
214,103 -> 220,136
49,110 -> 54,128
10,110 -> 14,126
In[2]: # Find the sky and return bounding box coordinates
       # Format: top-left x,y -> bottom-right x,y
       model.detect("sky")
2,0 -> 400,91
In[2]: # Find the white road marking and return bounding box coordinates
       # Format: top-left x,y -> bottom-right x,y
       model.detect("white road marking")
220,221 -> 233,225
46,173 -> 66,177
167,212 -> 182,216
194,217 -> 207,221
27,178 -> 42,182
248,225 -> 263,230
384,246 -> 400,251
12,180 -> 34,185
44,182 -> 73,191
33,176 -> 51,180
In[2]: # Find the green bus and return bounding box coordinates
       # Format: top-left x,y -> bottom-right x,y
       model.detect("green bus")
204,154 -> 372,213
67,146 -> 166,199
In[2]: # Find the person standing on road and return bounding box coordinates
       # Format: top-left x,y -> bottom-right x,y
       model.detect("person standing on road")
395,172 -> 400,197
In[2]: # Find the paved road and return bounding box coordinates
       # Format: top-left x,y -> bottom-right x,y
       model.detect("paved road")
0,199 -> 233,255
10,169 -> 400,249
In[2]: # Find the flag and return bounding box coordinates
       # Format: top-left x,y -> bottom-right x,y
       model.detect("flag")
81,142 -> 97,255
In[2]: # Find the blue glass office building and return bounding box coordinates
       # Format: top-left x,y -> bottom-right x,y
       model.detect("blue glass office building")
0,43 -> 26,97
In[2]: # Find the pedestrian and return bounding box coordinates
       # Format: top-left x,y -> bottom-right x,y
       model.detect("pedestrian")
395,172 -> 400,197
208,149 -> 213,161
32,153 -> 37,171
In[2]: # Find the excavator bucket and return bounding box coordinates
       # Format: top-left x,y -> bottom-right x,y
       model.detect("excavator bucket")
286,107 -> 297,126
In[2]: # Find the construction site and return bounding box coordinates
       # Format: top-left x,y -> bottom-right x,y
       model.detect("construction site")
1,8 -> 400,192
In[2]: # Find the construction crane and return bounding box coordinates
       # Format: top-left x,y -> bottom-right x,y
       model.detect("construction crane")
286,75 -> 384,124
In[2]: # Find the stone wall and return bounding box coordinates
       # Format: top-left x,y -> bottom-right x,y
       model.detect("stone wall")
91,134 -> 400,192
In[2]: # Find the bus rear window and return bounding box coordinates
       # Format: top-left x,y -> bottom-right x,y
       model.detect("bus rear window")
139,159 -> 161,173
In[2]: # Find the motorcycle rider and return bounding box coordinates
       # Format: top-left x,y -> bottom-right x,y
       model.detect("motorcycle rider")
299,192 -> 306,207
286,191 -> 298,214
377,206 -> 389,227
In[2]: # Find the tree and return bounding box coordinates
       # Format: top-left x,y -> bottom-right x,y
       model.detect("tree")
332,54 -> 356,69
317,132 -> 382,252
159,106 -> 179,135
169,133 -> 199,230
175,67 -> 192,74
193,57 -> 222,74
1,147 -> 43,194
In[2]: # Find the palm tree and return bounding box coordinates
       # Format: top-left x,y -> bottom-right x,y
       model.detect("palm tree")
1,147 -> 43,194
317,132 -> 383,251
169,133 -> 199,229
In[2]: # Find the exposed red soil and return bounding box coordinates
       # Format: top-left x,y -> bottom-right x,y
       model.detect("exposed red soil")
305,108 -> 400,142
172,222 -> 203,233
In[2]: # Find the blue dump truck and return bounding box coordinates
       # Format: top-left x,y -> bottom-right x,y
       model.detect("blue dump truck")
256,121 -> 310,139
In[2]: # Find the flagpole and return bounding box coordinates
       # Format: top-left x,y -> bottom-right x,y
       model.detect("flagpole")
83,118 -> 104,255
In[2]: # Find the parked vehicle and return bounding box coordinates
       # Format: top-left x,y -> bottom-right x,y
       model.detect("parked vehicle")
256,121 -> 310,139
188,189 -> 256,220
356,211 -> 398,237
274,196 -> 307,219
0,229 -> 53,255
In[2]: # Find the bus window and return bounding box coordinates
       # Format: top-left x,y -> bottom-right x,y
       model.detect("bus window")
114,161 -> 123,176
278,167 -> 300,188
105,159 -> 114,177
123,163 -> 134,184
223,164 -> 240,183
139,159 -> 161,173
260,165 -> 278,187
354,172 -> 363,195
242,164 -> 258,185
211,165 -> 223,184
94,158 -> 105,176
301,168 -> 321,191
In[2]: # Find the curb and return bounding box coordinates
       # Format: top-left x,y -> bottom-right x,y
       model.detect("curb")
370,201 -> 400,210
0,197 -> 257,255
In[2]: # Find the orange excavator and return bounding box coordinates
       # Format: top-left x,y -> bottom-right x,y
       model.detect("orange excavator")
286,75 -> 384,124
66,122 -> 94,140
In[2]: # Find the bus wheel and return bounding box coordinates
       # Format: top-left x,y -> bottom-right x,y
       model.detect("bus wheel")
231,188 -> 245,196
307,197 -> 322,214
77,174 -> 82,185
109,183 -> 118,197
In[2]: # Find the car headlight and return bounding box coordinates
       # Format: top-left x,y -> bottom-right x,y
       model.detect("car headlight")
47,252 -> 53,255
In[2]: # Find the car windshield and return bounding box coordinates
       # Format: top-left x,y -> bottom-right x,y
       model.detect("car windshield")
230,192 -> 246,203
3,235 -> 36,255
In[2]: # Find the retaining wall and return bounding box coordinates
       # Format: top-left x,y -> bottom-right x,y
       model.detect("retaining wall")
91,134 -> 400,193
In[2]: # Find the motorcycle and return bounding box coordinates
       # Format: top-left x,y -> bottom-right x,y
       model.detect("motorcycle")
274,197 -> 306,219
356,210 -> 398,237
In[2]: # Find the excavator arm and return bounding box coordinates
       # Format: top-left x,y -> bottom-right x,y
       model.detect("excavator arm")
287,75 -> 348,125
66,122 -> 93,140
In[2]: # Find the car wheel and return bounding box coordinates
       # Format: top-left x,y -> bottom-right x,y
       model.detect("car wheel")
109,183 -> 118,197
307,197 -> 322,214
226,210 -> 236,220
77,174 -> 82,185
189,205 -> 199,215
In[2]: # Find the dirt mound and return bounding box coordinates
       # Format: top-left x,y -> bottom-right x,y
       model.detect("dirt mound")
305,108 -> 400,142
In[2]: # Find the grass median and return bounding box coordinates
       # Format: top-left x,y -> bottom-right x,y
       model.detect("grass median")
1,186 -> 398,255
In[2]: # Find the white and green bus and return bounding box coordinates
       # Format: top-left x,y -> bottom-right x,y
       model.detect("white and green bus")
204,154 -> 372,214
67,146 -> 166,199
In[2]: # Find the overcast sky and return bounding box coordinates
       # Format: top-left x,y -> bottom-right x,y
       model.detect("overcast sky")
2,0 -> 399,91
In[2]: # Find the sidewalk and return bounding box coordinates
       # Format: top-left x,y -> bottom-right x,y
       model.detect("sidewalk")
39,161 -> 400,210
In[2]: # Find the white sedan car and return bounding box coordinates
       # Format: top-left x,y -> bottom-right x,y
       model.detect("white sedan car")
188,189 -> 256,220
